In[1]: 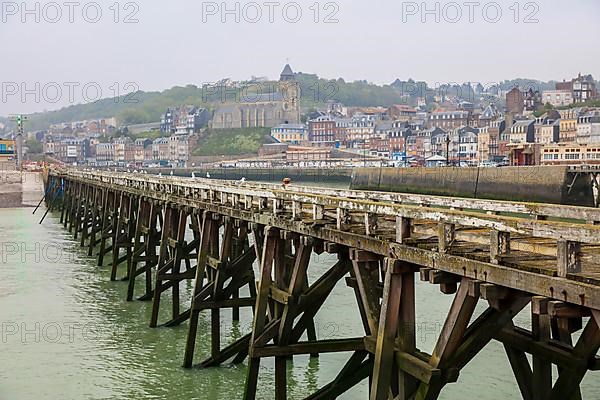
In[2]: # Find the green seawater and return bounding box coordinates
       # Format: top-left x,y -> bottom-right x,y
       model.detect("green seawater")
1,199 -> 599,399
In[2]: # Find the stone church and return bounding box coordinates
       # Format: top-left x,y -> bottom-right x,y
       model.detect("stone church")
211,64 -> 300,129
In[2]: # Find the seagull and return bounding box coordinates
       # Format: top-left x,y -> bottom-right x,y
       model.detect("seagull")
240,177 -> 246,183
170,171 -> 174,176
206,172 -> 211,179
191,172 -> 196,179
158,172 -> 162,177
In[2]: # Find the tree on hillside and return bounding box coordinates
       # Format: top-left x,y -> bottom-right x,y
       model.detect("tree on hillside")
25,139 -> 43,154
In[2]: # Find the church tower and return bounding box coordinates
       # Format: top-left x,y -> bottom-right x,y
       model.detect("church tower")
279,64 -> 300,124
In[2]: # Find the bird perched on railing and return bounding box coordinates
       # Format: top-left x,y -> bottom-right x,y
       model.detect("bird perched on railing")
206,172 -> 211,179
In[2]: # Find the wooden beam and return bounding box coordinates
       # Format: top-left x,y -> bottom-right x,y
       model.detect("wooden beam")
549,315 -> 600,400
503,342 -> 533,400
253,338 -> 365,358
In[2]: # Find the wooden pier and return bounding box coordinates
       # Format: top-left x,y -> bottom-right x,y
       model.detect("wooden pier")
44,168 -> 600,400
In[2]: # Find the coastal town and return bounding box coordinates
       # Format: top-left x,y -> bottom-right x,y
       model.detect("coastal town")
5,1 -> 600,398
1,65 -> 599,169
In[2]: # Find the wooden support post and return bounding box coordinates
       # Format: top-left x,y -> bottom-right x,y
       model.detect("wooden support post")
351,250 -> 382,337
210,217 -> 233,361
97,190 -> 112,267
171,209 -> 189,322
244,227 -> 279,400
144,202 -> 161,300
365,213 -> 378,236
370,259 -> 416,400
396,216 -> 412,244
438,223 -> 455,253
127,197 -> 149,301
313,205 -> 324,221
397,264 -> 417,399
110,192 -> 126,281
337,208 -> 349,231
277,239 -> 313,343
557,240 -> 581,277
490,230 -> 510,264
184,211 -> 214,368
87,188 -> 103,257
292,201 -> 302,220
503,337 -> 533,400
415,278 -> 479,400
79,185 -> 92,247
150,205 -> 172,328
531,297 -> 551,400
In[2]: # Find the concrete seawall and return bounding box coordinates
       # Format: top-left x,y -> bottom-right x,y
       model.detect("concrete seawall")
0,164 -> 45,208
155,167 -> 353,183
351,166 -> 595,206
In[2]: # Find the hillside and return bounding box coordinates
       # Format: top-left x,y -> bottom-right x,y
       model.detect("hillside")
12,73 -> 582,132
192,128 -> 273,156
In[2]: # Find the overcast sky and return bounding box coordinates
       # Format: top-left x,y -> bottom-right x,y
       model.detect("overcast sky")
1,0 -> 599,115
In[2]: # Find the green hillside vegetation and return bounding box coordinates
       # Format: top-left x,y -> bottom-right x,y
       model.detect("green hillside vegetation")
17,73 -> 591,133
25,85 -> 213,131
25,138 -> 43,154
296,73 -> 407,108
493,79 -> 556,92
21,74 -> 459,130
192,128 -> 272,156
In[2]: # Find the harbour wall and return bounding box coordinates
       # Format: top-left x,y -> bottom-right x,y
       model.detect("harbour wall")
350,166 -> 595,206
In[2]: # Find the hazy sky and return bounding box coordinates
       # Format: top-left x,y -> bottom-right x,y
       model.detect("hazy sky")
1,0 -> 599,115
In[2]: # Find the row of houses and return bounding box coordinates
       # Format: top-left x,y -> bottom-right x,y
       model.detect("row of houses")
48,118 -> 118,136
271,107 -> 600,167
160,106 -> 210,134
507,74 -> 597,113
43,133 -> 198,167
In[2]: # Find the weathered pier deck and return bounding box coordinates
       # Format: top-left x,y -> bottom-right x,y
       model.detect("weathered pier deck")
44,168 -> 600,400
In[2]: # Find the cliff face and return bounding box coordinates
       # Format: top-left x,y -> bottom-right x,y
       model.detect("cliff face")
0,162 -> 44,208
